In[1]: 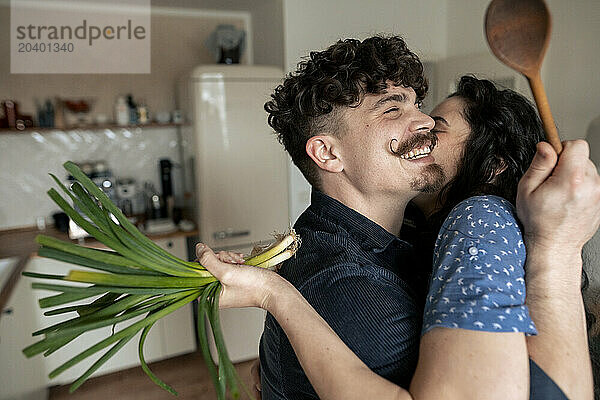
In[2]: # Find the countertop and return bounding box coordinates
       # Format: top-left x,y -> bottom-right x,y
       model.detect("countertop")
0,225 -> 198,317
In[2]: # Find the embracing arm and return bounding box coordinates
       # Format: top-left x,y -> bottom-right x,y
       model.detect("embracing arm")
266,276 -> 410,400
410,329 -> 528,399
517,140 -> 600,400
410,195 -> 533,400
198,247 -> 410,400
198,244 -> 530,400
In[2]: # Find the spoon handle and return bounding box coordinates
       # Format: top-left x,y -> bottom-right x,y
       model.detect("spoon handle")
527,74 -> 562,154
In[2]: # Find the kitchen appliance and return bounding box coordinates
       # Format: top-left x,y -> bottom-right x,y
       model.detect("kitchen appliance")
179,65 -> 289,363
144,181 -> 164,220
142,181 -> 177,234
116,177 -> 138,217
159,158 -> 174,219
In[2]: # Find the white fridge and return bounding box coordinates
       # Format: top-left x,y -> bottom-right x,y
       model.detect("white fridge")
179,65 -> 290,362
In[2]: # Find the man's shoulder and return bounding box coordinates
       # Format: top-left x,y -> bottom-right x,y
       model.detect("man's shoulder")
279,224 -> 407,290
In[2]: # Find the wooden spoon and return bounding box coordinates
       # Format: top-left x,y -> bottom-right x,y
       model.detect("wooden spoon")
485,0 -> 562,153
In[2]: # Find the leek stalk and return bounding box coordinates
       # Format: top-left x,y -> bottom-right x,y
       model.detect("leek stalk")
23,161 -> 300,397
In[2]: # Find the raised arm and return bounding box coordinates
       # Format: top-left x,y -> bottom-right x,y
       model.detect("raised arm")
516,140 -> 600,400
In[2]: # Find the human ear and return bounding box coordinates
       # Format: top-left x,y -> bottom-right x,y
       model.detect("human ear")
306,136 -> 344,173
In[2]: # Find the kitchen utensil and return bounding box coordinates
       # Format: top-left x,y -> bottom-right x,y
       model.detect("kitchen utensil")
485,0 -> 562,153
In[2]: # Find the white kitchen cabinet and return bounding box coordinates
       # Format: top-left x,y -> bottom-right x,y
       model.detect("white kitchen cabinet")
0,235 -> 196,399
152,237 -> 197,358
0,259 -> 48,400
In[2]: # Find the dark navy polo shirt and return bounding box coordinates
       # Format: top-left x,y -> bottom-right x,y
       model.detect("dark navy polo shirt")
259,190 -> 423,399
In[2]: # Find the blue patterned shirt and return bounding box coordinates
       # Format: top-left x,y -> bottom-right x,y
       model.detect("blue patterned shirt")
422,195 -> 537,335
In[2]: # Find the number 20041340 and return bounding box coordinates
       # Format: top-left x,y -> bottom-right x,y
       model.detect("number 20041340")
17,42 -> 74,52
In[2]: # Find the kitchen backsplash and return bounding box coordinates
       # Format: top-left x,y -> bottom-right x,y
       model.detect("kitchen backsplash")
0,127 -> 183,230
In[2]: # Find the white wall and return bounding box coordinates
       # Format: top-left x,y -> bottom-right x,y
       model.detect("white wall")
282,0 -> 449,221
0,127 -> 182,229
445,0 -> 600,141
153,0 -> 285,69
0,5 -> 249,120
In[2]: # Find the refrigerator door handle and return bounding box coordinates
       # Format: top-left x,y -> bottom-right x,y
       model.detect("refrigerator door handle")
213,229 -> 251,240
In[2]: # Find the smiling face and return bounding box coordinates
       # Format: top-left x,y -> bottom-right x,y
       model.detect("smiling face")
335,83 -> 443,199
428,96 -> 472,187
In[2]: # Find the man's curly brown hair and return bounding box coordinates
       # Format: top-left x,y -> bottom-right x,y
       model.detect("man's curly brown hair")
265,35 -> 428,189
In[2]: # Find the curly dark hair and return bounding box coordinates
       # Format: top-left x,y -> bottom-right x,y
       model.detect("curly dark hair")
429,75 -> 545,227
265,35 -> 428,189
429,75 -> 597,357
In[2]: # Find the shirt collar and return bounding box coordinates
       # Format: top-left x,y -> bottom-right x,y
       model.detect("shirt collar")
308,189 -> 410,253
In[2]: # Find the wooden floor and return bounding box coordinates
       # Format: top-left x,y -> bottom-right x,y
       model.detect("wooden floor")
48,352 -> 257,400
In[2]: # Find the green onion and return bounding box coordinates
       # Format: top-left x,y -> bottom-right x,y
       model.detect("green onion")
22,161 -> 300,396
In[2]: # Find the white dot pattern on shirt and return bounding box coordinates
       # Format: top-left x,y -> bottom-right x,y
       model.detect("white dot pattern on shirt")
422,195 -> 537,336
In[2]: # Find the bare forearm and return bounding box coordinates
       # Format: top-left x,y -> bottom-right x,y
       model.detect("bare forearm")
525,245 -> 592,400
266,278 -> 410,400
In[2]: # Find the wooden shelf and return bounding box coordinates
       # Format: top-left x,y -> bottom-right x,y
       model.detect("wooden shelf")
0,122 -> 188,135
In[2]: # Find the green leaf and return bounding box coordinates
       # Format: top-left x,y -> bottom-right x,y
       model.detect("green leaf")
63,161 -> 197,269
34,294 -> 152,337
36,235 -> 147,270
36,286 -> 108,308
65,270 -> 215,288
44,333 -> 82,356
43,292 -> 192,340
69,333 -> 136,393
46,189 -> 196,277
48,290 -> 200,379
103,213 -> 196,275
70,181 -> 112,233
78,293 -> 122,316
138,321 -> 178,396
197,283 -> 220,395
38,246 -> 160,276
210,284 -> 241,399
44,305 -> 82,316
22,271 -> 65,280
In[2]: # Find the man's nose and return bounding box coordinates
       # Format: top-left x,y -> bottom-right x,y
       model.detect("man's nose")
410,110 -> 435,134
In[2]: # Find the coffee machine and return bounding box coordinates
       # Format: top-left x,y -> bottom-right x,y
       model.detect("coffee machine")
115,177 -> 139,217
160,158 -> 175,219
143,158 -> 177,234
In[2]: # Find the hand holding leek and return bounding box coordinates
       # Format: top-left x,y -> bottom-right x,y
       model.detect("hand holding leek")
196,243 -> 295,311
22,161 -> 300,399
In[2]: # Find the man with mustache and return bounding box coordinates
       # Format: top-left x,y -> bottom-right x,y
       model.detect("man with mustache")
255,35 -> 595,399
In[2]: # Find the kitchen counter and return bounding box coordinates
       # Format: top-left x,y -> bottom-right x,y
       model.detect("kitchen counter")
0,225 -> 198,319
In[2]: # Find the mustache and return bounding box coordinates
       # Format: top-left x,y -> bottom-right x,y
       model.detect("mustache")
391,131 -> 438,156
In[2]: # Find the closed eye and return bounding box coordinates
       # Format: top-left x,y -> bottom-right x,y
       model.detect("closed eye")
384,107 -> 400,114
